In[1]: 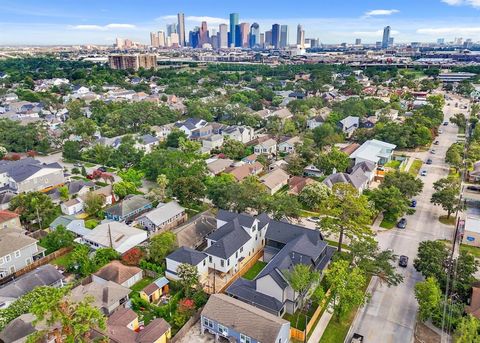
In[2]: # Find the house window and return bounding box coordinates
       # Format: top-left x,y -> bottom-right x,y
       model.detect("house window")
25,258 -> 32,265
203,317 -> 214,328
203,259 -> 206,266
240,334 -> 251,343
227,258 -> 230,266
220,260 -> 224,267
218,324 -> 228,336
236,251 -> 238,258
209,256 -> 212,263
4,255 -> 11,263
14,250 -> 20,258
240,247 -> 243,253
0,257 -> 3,265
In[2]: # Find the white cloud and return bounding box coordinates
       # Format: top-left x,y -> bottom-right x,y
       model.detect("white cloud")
417,26 -> 480,35
364,9 -> 400,16
441,0 -> 480,7
70,23 -> 136,31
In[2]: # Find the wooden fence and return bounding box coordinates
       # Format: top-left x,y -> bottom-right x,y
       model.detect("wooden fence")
171,307 -> 203,343
218,249 -> 264,293
0,247 -> 72,287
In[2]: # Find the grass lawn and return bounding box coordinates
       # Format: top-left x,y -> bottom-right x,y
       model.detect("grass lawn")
299,209 -> 322,218
324,239 -> 348,251
380,217 -> 397,229
384,160 -> 401,170
283,311 -> 309,331
130,276 -> 155,292
243,261 -> 267,280
439,215 -> 456,226
408,159 -> 423,176
439,239 -> 480,258
51,251 -> 73,268
85,219 -> 99,229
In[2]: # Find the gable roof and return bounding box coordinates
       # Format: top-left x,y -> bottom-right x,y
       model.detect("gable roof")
166,246 -> 207,265
93,260 -> 142,285
202,294 -> 288,343
205,218 -> 252,259
0,210 -> 19,223
136,318 -> 171,343
339,116 -> 359,128
0,228 -> 38,256
105,195 -> 151,218
70,281 -> 130,311
0,158 -> 62,182
259,168 -> 290,191
138,201 -> 185,226
228,162 -> 263,182
108,307 -> 138,327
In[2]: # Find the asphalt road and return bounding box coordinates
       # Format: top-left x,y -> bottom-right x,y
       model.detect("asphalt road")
347,94 -> 470,343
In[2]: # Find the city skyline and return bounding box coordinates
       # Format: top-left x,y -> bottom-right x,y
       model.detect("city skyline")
2,0 -> 480,45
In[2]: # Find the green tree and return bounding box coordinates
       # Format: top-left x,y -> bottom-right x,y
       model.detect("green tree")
220,138 -> 247,160
381,171 -> 424,198
453,251 -> 479,302
118,168 -> 144,188
113,181 -> 137,199
149,174 -> 169,202
367,186 -> 410,221
315,148 -> 350,174
93,247 -> 120,267
267,193 -> 301,221
62,140 -> 82,161
27,286 -> 106,343
319,184 -> 374,252
177,263 -> 199,298
66,99 -> 84,120
165,129 -> 188,148
450,113 -> 467,132
431,177 -> 462,218
0,146 -> 7,159
413,240 -> 449,287
40,225 -> 74,255
414,277 -> 442,322
84,192 -> 104,216
147,231 -> 177,265
205,174 -> 237,209
326,260 -> 368,321
446,143 -> 464,171
67,244 -> 96,277
298,182 -> 331,210
9,192 -> 57,230
454,315 -> 480,343
349,239 -> 403,286
58,186 -> 69,202
171,176 -> 206,206
312,123 -> 343,149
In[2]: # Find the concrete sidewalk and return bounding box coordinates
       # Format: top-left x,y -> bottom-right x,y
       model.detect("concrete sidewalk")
307,302 -> 334,343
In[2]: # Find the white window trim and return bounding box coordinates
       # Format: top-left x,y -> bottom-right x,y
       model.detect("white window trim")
4,255 -> 11,263
218,324 -> 228,336
14,250 -> 21,258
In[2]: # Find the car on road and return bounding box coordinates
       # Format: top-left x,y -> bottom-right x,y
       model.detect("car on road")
397,218 -> 407,229
438,129 -> 443,134
399,255 -> 409,268
307,217 -> 320,223
351,333 -> 364,343
421,170 -> 427,176
73,163 -> 83,167
426,159 -> 433,165
434,140 -> 439,145
430,149 -> 436,154
411,200 -> 417,207
443,121 -> 449,126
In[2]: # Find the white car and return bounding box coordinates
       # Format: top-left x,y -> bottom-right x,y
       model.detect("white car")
421,170 -> 427,176
438,129 -> 443,134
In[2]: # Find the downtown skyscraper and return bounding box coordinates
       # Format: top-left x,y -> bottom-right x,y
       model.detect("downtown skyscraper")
297,24 -> 305,48
229,13 -> 239,48
177,13 -> 185,47
218,24 -> 228,49
280,25 -> 288,48
271,24 -> 280,49
382,26 -> 391,49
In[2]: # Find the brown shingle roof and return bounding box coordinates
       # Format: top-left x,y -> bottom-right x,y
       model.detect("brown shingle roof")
202,294 -> 288,343
108,308 -> 138,327
228,162 -> 263,182
136,318 -> 170,342
288,176 -> 315,195
0,210 -> 19,223
93,260 -> 142,285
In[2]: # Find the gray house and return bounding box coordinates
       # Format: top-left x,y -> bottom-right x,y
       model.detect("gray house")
201,293 -> 290,343
0,228 -> 45,278
137,201 -> 187,235
227,214 -> 335,316
0,158 -> 65,194
0,264 -> 65,308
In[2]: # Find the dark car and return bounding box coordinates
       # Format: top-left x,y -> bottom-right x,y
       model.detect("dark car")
426,159 -> 433,165
397,218 -> 407,229
411,200 -> 417,208
97,166 -> 107,172
434,140 -> 439,145
443,121 -> 449,126
399,255 -> 409,268
351,333 -> 364,343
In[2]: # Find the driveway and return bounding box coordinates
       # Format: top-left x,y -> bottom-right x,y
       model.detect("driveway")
347,93 -> 469,343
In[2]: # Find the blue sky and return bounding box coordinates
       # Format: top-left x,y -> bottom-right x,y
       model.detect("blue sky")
1,0 -> 480,45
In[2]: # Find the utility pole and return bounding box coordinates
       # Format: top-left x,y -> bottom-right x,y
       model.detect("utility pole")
108,224 -> 113,249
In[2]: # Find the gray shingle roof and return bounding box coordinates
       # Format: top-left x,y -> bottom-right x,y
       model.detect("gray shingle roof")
226,278 -> 284,314
166,246 -> 207,265
0,158 -> 62,182
205,218 -> 252,259
105,195 -> 151,218
202,294 -> 288,343
139,201 -> 184,227
0,228 -> 38,256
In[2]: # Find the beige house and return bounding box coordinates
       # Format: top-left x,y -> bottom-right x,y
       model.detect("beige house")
260,168 -> 290,195
0,210 -> 21,230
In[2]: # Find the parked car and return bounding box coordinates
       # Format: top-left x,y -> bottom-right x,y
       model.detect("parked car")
97,166 -> 107,172
73,163 -> 83,167
411,200 -> 417,208
308,217 -> 320,223
430,149 -> 436,154
421,170 -> 427,176
434,140 -> 439,145
438,129 -> 443,134
351,333 -> 364,343
443,121 -> 449,126
426,159 -> 433,165
399,255 -> 409,268
397,218 -> 407,229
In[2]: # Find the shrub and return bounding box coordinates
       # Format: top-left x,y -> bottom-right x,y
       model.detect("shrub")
122,247 -> 144,266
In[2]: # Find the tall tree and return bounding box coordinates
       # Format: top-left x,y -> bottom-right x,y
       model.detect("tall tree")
147,231 -> 177,265
367,186 -> 410,222
27,286 -> 106,343
84,192 -> 104,216
177,263 -> 199,298
381,171 -> 424,198
118,168 -> 144,188
454,315 -> 480,343
326,260 -> 369,321
413,240 -> 449,288
298,182 -> 331,210
431,177 -> 462,219
319,183 -> 374,252
414,277 -> 442,322
9,192 -> 57,230
41,226 -> 74,255
453,251 -> 479,302
315,147 -> 350,174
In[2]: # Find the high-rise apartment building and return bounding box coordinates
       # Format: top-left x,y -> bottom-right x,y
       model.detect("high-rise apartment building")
239,23 -> 249,48
297,24 -> 305,48
199,21 -> 209,47
150,32 -> 159,47
249,23 -> 260,48
260,33 -> 265,47
271,24 -> 280,49
229,13 -> 239,48
167,23 -> 177,37
177,13 -> 185,47
382,26 -> 391,49
388,37 -> 394,47
190,27 -> 200,48
171,32 -> 180,47
115,37 -> 125,49
280,25 -> 288,48
158,31 -> 165,47
218,24 -> 228,49
265,30 -> 272,47
108,54 -> 157,70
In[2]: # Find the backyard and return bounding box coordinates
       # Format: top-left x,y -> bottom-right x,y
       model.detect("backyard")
243,261 -> 267,280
